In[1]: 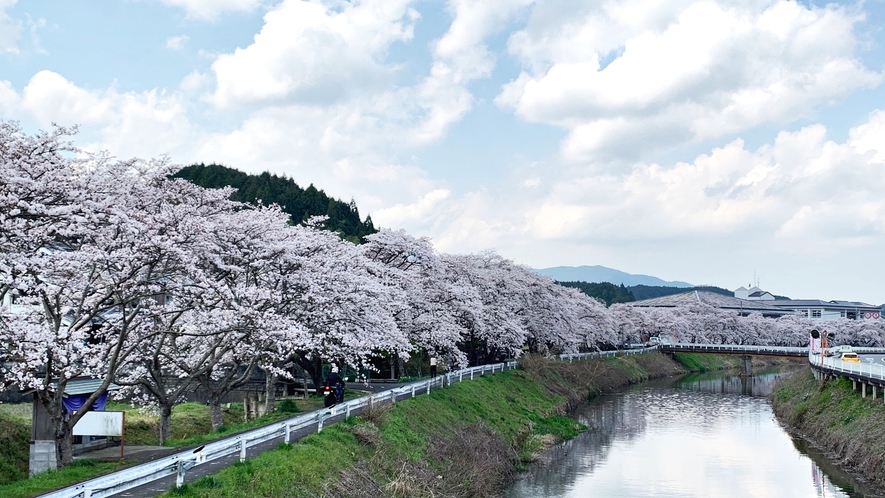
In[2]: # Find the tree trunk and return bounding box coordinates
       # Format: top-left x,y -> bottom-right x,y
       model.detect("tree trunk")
55,419 -> 73,468
159,404 -> 173,445
294,356 -> 324,397
264,370 -> 276,415
209,397 -> 224,431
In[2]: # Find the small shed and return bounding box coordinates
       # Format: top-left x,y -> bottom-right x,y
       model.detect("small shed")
30,378 -> 121,475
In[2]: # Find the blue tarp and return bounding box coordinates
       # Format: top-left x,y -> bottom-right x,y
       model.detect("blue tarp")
62,391 -> 108,415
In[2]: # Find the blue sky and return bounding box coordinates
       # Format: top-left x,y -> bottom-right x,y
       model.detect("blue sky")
2,0 -> 885,304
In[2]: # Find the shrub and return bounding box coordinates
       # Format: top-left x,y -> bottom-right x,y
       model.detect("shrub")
278,399 -> 299,413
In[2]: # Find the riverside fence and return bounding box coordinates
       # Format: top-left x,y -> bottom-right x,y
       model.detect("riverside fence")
39,360 -> 517,498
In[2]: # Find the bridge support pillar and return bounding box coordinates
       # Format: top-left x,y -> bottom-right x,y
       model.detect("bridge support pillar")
873,385 -> 877,400
853,380 -> 857,390
739,355 -> 752,377
863,383 -> 867,398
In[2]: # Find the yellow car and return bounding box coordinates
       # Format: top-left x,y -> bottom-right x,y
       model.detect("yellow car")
841,352 -> 860,363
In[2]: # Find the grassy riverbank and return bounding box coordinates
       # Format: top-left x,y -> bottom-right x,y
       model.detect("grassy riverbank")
772,369 -> 885,490
164,352 -> 690,497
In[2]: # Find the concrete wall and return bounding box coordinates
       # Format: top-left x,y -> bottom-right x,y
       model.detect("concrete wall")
30,440 -> 57,476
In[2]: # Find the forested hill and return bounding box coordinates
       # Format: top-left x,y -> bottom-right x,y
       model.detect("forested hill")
558,281 -> 636,306
558,281 -> 734,306
173,164 -> 377,242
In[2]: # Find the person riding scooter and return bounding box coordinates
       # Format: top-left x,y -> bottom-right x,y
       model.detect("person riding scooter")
324,366 -> 345,407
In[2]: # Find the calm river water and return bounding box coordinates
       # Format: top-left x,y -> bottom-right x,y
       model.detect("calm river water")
505,369 -> 882,498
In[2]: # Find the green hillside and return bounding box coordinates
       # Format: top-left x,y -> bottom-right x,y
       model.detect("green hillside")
172,164 -> 377,243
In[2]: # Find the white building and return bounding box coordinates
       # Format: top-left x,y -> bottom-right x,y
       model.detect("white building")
732,287 -> 881,321
734,286 -> 775,301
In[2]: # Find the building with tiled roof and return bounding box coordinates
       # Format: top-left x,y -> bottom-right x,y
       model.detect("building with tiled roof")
765,299 -> 881,321
631,290 -> 791,317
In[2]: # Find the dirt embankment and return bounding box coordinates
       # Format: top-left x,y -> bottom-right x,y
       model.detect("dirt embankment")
519,351 -> 688,409
772,369 -> 885,492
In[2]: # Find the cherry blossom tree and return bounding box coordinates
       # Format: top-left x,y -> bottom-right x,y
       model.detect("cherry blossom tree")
361,229 -> 472,368
275,222 -> 408,391
0,123 -> 209,465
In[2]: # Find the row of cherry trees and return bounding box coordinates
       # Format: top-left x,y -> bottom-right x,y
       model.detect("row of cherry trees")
2,123 -> 883,467
612,303 -> 885,348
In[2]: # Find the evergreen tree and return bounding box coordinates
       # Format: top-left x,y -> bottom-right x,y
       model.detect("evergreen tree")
172,164 -> 377,241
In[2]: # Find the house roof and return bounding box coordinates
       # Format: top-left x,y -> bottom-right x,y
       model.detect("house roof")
767,299 -> 879,310
631,290 -> 789,315
56,379 -> 121,396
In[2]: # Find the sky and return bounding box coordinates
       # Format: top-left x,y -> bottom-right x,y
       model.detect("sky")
1,0 -> 885,305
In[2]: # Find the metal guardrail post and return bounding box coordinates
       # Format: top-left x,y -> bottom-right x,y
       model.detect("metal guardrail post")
239,440 -> 247,462
285,423 -> 291,444
176,461 -> 185,488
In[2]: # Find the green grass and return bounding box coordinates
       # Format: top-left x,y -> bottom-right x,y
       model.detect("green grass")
0,459 -> 132,498
672,353 -> 738,372
0,395 -> 345,493
772,369 -> 885,489
0,411 -> 30,485
168,423 -> 367,498
108,396 -> 337,447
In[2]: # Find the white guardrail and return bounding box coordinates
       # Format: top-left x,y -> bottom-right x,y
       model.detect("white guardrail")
558,346 -> 658,362
40,360 -> 518,498
811,352 -> 885,382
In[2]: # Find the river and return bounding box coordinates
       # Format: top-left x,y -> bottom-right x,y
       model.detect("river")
505,369 -> 881,498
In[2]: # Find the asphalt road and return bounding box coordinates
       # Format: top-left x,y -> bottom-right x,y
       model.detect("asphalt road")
812,352 -> 885,365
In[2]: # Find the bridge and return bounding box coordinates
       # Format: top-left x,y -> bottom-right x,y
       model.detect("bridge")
655,343 -> 885,403
809,351 -> 885,403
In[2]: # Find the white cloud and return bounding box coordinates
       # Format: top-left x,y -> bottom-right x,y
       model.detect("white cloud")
165,34 -> 189,50
207,0 -> 418,108
410,0 -> 535,143
205,0 -> 536,147
849,109 -> 885,163
0,0 -> 21,54
158,0 -> 262,21
410,110 -> 885,266
4,71 -> 200,160
373,188 -> 452,227
497,0 -> 882,162
21,71 -> 114,125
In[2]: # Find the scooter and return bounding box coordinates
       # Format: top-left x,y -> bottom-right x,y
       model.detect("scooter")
323,384 -> 335,407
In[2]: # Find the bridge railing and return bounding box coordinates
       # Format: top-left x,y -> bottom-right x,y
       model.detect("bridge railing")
660,343 -> 808,356
559,347 -> 657,362
39,360 -> 518,498
811,353 -> 885,382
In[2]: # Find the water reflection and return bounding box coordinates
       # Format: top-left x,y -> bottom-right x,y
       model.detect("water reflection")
506,370 -> 880,498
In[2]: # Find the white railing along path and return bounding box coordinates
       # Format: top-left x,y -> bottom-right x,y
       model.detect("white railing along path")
39,361 -> 517,498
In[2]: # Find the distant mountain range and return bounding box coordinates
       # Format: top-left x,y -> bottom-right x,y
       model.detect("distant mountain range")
534,265 -> 694,288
